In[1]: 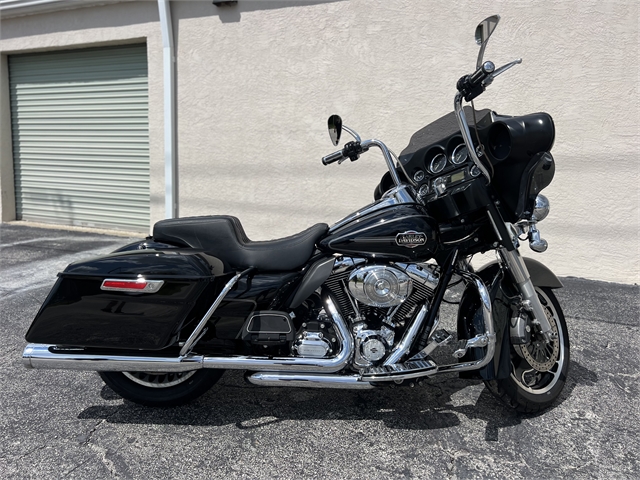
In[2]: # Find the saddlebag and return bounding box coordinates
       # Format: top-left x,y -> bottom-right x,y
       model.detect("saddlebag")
25,250 -> 229,350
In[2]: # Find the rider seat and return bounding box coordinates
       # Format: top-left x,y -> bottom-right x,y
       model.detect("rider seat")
153,216 -> 328,272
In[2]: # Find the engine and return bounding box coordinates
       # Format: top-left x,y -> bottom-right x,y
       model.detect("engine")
313,257 -> 439,368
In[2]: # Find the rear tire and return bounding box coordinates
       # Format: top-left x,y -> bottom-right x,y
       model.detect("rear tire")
485,287 -> 570,413
99,369 -> 223,407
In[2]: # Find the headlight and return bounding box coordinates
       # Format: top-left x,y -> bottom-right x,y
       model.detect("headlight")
532,194 -> 550,222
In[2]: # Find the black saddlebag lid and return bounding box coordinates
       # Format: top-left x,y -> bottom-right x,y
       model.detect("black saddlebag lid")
25,250 -> 226,350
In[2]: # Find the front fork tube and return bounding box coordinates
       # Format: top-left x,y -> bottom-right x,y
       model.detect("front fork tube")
498,247 -> 554,342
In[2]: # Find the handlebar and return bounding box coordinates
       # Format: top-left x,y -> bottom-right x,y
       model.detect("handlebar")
322,150 -> 346,165
468,61 -> 495,87
453,58 -> 522,183
454,92 -> 491,183
321,138 -> 402,188
322,141 -> 366,165
321,57 -> 519,188
456,61 -> 495,102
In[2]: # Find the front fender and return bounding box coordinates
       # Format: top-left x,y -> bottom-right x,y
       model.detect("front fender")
477,256 -> 563,288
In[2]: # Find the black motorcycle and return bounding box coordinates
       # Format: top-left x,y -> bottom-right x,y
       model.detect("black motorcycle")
23,15 -> 569,413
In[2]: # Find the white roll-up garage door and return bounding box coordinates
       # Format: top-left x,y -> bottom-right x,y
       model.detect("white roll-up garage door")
9,44 -> 150,231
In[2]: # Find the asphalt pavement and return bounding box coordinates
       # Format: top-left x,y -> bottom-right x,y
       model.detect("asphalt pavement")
0,222 -> 638,479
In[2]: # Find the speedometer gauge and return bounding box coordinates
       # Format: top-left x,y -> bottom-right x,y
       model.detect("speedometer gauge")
451,144 -> 468,164
430,153 -> 447,173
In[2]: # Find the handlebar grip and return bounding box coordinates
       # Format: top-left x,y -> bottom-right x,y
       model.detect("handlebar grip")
468,61 -> 495,87
322,150 -> 346,165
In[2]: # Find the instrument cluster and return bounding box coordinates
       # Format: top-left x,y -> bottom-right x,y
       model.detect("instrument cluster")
409,136 -> 481,199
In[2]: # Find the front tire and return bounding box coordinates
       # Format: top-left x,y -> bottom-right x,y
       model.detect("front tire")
99,369 -> 223,407
485,287 -> 570,413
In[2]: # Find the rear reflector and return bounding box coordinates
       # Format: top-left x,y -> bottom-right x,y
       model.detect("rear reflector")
100,279 -> 164,293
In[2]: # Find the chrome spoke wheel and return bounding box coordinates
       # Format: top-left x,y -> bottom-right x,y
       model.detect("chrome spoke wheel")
122,370 -> 198,389
100,368 -> 224,407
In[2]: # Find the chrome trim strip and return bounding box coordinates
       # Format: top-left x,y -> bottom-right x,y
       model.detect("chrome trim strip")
179,267 -> 251,356
486,209 -> 503,241
246,372 -> 374,390
328,184 -> 415,233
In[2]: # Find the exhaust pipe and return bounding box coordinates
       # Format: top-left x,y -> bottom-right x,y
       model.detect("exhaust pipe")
23,344 -> 205,372
23,296 -> 354,374
246,372 -> 374,389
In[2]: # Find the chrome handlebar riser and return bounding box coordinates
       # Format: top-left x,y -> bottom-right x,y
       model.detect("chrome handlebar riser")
360,138 -> 402,187
454,93 -> 491,183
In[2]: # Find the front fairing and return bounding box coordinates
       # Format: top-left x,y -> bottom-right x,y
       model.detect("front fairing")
376,108 -> 555,224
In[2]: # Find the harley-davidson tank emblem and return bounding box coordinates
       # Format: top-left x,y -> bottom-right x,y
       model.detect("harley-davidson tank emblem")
395,231 -> 427,248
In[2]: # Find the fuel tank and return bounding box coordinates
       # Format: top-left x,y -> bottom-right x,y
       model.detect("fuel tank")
319,203 -> 438,261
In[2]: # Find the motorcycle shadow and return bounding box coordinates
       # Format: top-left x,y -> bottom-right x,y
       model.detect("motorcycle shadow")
80,360 -> 596,441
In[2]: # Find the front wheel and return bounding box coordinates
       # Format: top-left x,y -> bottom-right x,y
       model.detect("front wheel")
485,287 -> 570,413
99,369 -> 224,407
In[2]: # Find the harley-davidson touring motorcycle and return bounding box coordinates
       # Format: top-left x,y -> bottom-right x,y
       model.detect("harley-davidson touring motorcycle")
22,16 -> 569,413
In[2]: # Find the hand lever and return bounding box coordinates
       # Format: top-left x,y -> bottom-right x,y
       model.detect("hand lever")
485,58 -> 522,85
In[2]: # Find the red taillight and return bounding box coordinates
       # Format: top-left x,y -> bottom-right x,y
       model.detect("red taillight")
102,280 -> 147,290
100,278 -> 164,293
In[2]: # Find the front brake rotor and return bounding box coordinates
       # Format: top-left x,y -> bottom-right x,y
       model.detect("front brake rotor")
514,307 -> 559,372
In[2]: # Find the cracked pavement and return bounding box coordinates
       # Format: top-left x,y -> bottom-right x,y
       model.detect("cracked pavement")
1,223 -> 638,479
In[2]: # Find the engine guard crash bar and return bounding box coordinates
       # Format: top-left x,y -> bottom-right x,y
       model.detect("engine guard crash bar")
359,270 -> 496,382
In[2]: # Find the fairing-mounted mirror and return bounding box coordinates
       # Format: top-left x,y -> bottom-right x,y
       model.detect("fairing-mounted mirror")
328,114 -> 342,146
475,14 -> 500,69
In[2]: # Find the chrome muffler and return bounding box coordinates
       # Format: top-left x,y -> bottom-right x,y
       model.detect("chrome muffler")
246,372 -> 374,389
23,297 -> 354,375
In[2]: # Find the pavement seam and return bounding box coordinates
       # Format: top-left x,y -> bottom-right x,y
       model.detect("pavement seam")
65,407 -> 125,478
566,315 -> 639,327
14,444 -> 48,461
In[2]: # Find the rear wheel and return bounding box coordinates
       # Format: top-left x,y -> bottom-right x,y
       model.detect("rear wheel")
99,369 -> 223,407
485,287 -> 570,413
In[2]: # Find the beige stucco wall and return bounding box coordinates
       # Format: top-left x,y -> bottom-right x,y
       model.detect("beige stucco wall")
1,0 -> 638,284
